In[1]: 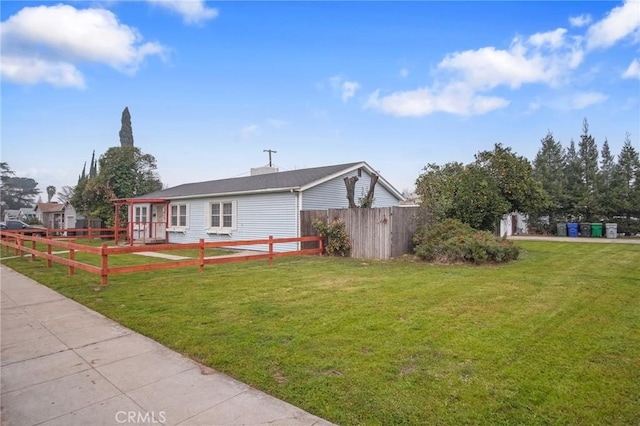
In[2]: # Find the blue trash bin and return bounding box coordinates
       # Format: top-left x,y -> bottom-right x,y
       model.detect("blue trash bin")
567,222 -> 579,237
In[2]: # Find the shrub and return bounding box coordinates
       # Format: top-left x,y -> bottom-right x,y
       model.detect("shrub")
413,218 -> 519,264
312,218 -> 351,256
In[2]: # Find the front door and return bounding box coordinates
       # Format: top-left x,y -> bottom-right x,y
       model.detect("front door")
511,214 -> 518,235
154,204 -> 166,240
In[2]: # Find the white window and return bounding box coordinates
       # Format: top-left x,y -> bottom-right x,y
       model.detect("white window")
134,206 -> 148,224
168,203 -> 188,231
208,201 -> 236,233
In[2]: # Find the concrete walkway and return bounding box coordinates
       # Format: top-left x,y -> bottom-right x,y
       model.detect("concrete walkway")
0,266 -> 334,426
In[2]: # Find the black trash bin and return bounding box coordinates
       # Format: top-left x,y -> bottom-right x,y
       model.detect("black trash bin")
557,223 -> 567,237
579,223 -> 591,237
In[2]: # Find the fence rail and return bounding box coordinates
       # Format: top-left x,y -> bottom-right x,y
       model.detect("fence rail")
1,230 -> 323,286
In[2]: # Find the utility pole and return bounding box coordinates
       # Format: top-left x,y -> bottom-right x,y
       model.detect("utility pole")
263,149 -> 277,167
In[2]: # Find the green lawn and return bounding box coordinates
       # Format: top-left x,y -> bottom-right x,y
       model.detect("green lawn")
2,241 -> 639,425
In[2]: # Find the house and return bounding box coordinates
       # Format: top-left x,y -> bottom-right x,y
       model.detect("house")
117,161 -> 404,250
3,209 -> 19,222
500,212 -> 528,237
17,208 -> 37,222
34,202 -> 83,229
34,203 -> 65,229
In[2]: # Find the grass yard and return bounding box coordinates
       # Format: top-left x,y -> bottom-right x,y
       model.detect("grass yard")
1,241 -> 639,425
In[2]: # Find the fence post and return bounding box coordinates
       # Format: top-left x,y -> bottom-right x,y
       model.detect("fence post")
31,239 -> 36,261
268,235 -> 274,266
101,243 -> 108,286
69,239 -> 75,276
318,234 -> 324,256
199,238 -> 205,273
46,240 -> 52,268
19,235 -> 25,258
114,226 -> 119,245
88,227 -> 93,241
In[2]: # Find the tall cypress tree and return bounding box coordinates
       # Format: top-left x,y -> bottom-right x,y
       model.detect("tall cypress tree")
89,150 -> 98,179
119,107 -> 134,147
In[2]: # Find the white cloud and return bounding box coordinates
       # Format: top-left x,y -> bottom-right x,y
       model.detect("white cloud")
367,28 -> 582,117
365,86 -> 509,117
586,0 -> 640,50
569,14 -> 592,28
399,67 -> 409,78
0,56 -> 85,88
622,58 -> 640,79
571,91 -> 608,109
329,75 -> 361,102
341,81 -> 361,102
146,0 -> 218,25
0,4 -> 166,88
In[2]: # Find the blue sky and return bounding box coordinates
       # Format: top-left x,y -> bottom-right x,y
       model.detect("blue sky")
1,1 -> 639,197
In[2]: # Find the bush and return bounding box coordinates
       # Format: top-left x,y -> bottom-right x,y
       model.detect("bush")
312,218 -> 351,256
413,218 -> 519,264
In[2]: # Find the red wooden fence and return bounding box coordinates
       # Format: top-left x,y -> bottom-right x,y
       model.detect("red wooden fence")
1,230 -> 323,286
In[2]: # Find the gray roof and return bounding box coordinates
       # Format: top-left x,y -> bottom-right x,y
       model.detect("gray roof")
138,162 -> 367,199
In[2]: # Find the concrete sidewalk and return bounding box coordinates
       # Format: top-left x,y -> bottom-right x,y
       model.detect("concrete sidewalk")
0,266 -> 334,426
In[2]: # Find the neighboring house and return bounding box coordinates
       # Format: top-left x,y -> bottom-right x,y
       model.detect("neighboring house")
118,161 -> 405,250
34,202 -> 83,229
3,209 -> 19,222
34,203 -> 65,229
500,212 -> 528,237
17,208 -> 37,222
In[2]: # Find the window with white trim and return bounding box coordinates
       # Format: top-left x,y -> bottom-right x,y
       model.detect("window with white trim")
169,203 -> 188,230
208,201 -> 236,233
134,206 -> 148,224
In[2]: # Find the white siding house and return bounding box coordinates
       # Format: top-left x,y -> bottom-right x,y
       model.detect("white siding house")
126,161 -> 404,251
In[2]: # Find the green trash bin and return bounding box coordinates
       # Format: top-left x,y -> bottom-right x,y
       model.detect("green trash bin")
557,223 -> 567,237
591,223 -> 602,237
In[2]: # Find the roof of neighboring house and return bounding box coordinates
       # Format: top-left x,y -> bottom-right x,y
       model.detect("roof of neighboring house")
135,161 -> 404,201
4,209 -> 19,218
18,207 -> 36,215
34,203 -> 65,213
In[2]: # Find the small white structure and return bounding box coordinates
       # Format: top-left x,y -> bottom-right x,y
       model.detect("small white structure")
500,212 -> 528,237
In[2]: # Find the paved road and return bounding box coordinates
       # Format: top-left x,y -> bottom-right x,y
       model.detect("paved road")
0,265 -> 334,426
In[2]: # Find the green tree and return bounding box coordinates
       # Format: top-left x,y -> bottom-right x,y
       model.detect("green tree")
533,131 -> 567,224
417,144 -> 548,232
577,118 -> 599,220
474,143 -> 548,216
452,163 -> 510,231
596,139 -> 618,219
119,107 -> 134,147
564,139 -> 582,218
0,162 -> 41,211
72,146 -> 163,225
614,133 -> 640,220
415,162 -> 464,223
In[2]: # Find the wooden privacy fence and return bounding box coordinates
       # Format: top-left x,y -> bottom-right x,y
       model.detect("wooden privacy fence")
0,231 -> 323,286
301,206 -> 420,260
